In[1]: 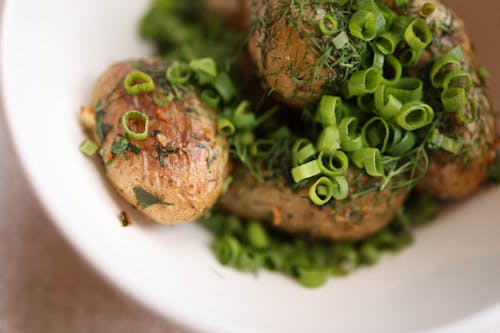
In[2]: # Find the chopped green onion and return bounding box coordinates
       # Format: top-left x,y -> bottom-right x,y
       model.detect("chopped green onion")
291,160 -> 322,183
317,126 -> 341,153
317,151 -> 349,177
166,61 -> 192,84
232,113 -> 257,130
346,67 -> 381,97
361,45 -> 385,68
124,71 -> 155,95
385,78 -> 423,102
399,47 -> 422,67
376,1 -> 396,27
212,72 -> 236,102
441,87 -> 467,112
237,250 -> 264,272
152,91 -> 174,106
332,175 -> 349,200
394,101 -> 434,130
375,32 -> 400,55
353,148 -> 384,176
189,58 -> 217,85
317,95 -> 343,126
349,10 -> 378,41
297,267 -> 330,288
404,18 -> 432,51
339,117 -> 363,152
419,2 -> 436,18
79,139 -> 99,156
319,15 -> 338,35
122,110 -> 149,140
332,31 -> 349,49
217,118 -> 236,136
309,177 -> 334,206
362,116 -> 390,152
458,98 -> 478,124
213,236 -> 241,266
478,67 -> 490,84
201,89 -> 221,107
357,94 -> 375,113
391,15 -> 412,34
246,221 -> 269,249
443,70 -> 472,91
430,55 -> 462,88
292,139 -> 317,166
429,129 -> 463,154
386,128 -> 416,156
359,243 -> 380,265
381,55 -> 402,83
374,85 -> 403,119
395,0 -> 409,7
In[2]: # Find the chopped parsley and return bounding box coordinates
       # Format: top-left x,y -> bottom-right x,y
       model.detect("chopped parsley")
95,100 -> 111,144
111,135 -> 142,156
133,186 -> 173,209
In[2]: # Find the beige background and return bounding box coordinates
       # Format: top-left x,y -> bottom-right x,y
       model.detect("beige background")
0,1 -> 499,332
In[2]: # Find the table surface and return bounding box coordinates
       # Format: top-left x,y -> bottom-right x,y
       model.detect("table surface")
1,1 -> 499,332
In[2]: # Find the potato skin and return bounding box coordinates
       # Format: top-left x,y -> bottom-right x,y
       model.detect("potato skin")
247,0 -> 353,108
206,0 -> 247,30
85,59 -> 229,224
222,167 -> 407,241
383,0 -> 496,199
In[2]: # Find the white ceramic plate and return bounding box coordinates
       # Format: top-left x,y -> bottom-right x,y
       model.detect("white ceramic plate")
2,1 -> 500,332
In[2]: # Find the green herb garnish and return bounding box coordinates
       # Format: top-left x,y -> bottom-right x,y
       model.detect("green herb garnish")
133,186 -> 173,209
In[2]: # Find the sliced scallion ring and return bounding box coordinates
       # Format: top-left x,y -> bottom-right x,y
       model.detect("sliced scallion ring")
122,110 -> 149,140
394,101 -> 434,130
166,62 -> 192,84
319,15 -> 338,35
404,18 -> 432,51
309,177 -> 334,206
317,151 -> 349,177
124,71 -> 155,95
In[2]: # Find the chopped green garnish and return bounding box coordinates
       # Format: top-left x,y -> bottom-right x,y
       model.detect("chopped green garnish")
133,186 -> 172,209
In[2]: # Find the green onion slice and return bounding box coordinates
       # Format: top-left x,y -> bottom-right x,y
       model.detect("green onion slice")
212,72 -> 236,103
443,70 -> 473,92
297,267 -> 330,288
381,55 -> 402,83
346,67 -> 381,97
357,94 -> 375,113
404,18 -> 433,51
349,10 -> 378,41
351,148 -> 384,177
152,91 -> 174,106
189,58 -> 218,85
332,175 -> 349,200
317,151 -> 349,177
458,98 -> 478,124
386,127 -> 416,156
317,95 -> 343,126
441,87 -> 467,112
375,32 -> 400,55
385,78 -> 423,102
430,55 -> 462,88
291,160 -> 322,183
246,221 -> 269,250
317,126 -> 341,154
339,117 -> 364,152
319,15 -> 338,35
122,110 -> 149,140
201,89 -> 221,107
399,47 -> 422,67
375,85 -> 403,119
429,129 -> 463,154
332,31 -> 349,49
166,62 -> 192,84
419,2 -> 436,17
250,140 -> 276,157
309,177 -> 334,206
124,71 -> 155,95
362,116 -> 390,153
394,101 -> 434,130
292,139 -> 317,167
217,118 -> 236,136
213,236 -> 241,266
79,139 -> 99,156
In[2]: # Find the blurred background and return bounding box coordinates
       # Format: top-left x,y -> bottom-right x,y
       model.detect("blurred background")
0,0 -> 498,332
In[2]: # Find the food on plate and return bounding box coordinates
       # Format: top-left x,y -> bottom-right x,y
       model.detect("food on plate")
80,59 -> 229,225
80,0 -> 498,286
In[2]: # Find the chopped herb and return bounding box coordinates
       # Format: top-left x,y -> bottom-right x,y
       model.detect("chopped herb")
111,135 -> 142,157
157,145 -> 180,166
133,186 -> 173,209
119,211 -> 130,227
95,100 -> 111,144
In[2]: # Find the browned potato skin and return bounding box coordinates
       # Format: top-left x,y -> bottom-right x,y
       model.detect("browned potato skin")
207,0 -> 248,31
85,59 -> 229,225
247,0 -> 334,108
222,167 -> 407,241
383,0 -> 496,199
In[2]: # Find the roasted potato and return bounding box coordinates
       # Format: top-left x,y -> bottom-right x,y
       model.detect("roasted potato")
81,59 -> 229,224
